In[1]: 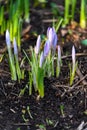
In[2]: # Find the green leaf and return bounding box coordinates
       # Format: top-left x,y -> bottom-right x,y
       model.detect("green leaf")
38,67 -> 44,98
81,39 -> 87,46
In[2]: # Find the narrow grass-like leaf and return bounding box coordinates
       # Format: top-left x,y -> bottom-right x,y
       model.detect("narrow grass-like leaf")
80,0 -> 86,28
24,0 -> 30,23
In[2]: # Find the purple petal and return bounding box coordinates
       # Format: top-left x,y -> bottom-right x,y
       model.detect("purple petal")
13,38 -> 18,55
44,40 -> 50,57
47,27 -> 54,45
35,35 -> 41,55
47,27 -> 58,50
52,33 -> 58,50
6,30 -> 11,48
39,52 -> 44,68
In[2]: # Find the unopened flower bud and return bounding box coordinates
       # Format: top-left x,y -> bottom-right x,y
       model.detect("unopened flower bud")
6,30 -> 11,48
35,35 -> 41,55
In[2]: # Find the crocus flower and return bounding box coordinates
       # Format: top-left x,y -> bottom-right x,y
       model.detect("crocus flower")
70,45 -> 77,85
43,40 -> 50,57
47,27 -> 54,44
6,30 -> 11,48
13,38 -> 18,55
72,45 -> 75,69
52,33 -> 58,50
47,27 -> 57,50
39,52 -> 44,68
35,35 -> 41,55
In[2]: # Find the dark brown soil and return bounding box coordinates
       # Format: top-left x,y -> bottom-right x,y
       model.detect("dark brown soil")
0,1 -> 87,130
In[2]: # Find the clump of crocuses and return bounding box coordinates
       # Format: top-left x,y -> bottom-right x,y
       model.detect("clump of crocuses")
26,27 -> 61,98
42,27 -> 58,77
6,26 -> 78,98
6,30 -> 24,82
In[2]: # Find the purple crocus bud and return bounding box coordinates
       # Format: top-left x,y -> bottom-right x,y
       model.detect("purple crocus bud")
72,45 -> 75,67
58,45 -> 61,65
44,40 -> 50,57
39,52 -> 44,68
47,27 -> 57,50
52,33 -> 58,50
35,35 -> 41,55
13,38 -> 18,55
47,27 -> 54,45
6,30 -> 11,48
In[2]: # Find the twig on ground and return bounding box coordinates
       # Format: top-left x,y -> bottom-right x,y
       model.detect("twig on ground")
76,121 -> 85,130
72,74 -> 87,88
76,121 -> 87,130
11,123 -> 30,126
62,53 -> 87,59
76,67 -> 87,85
